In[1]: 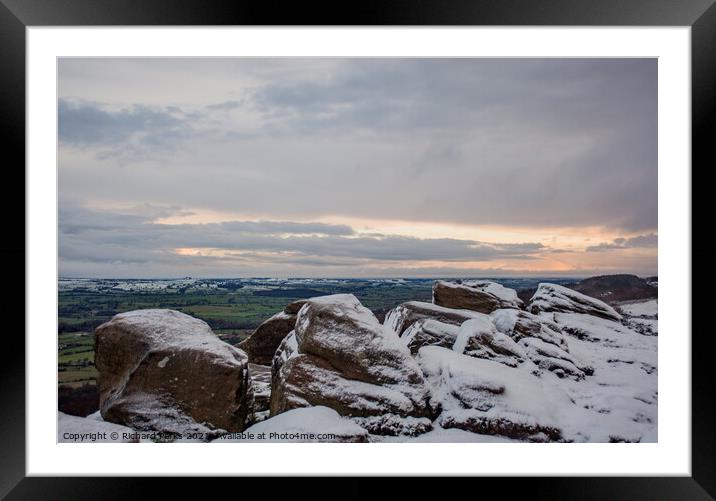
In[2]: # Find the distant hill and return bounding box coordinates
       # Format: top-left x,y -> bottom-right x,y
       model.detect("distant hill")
517,274 -> 657,305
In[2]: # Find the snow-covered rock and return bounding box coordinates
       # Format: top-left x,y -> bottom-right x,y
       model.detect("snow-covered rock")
95,309 -> 254,438
490,308 -> 591,379
453,316 -> 527,368
491,308 -> 567,349
551,312 -> 657,442
248,363 -> 272,421
238,310 -> 297,365
213,406 -> 370,443
270,294 -> 436,433
418,346 -> 565,441
618,299 -> 658,337
384,300 -> 483,335
402,319 -> 459,355
433,280 -> 523,314
517,337 -> 590,380
58,411 -> 139,443
528,283 -> 622,321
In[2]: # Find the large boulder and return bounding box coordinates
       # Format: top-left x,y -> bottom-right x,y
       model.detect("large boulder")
528,283 -> 622,321
432,280 -> 523,314
384,300 -> 483,336
238,310 -> 297,365
270,295 -> 436,432
95,309 -> 254,438
401,319 -> 459,355
453,316 -> 527,368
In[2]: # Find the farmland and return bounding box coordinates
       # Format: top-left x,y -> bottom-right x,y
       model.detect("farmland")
57,276 -> 573,392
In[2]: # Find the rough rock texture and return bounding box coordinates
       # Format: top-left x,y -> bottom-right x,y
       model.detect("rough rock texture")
270,294 -> 436,431
490,308 -> 590,379
491,308 -> 568,350
453,316 -> 527,368
528,283 -> 622,321
214,406 -> 370,443
433,280 -> 523,314
401,319 -> 459,355
95,309 -> 253,438
249,363 -> 272,421
384,300 -> 483,336
283,299 -> 309,315
238,311 -> 297,365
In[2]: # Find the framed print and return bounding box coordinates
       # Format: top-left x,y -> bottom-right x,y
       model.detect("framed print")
3,0 -> 711,496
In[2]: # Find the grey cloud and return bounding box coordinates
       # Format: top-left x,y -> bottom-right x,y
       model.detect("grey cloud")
205,100 -> 246,111
59,99 -> 188,147
58,58 -> 657,268
586,233 -> 658,252
59,205 -> 546,272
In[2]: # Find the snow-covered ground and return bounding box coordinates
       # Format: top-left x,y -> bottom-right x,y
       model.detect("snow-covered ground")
618,299 -> 658,318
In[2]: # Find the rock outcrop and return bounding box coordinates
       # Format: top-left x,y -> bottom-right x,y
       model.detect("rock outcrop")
491,308 -> 568,350
69,276 -> 656,444
401,319 -> 459,355
452,316 -> 527,368
384,300 -> 483,336
432,280 -> 523,314
237,299 -> 305,365
270,294 -> 436,431
95,309 -> 253,438
418,346 -> 565,441
528,283 -> 622,321
489,308 -> 590,379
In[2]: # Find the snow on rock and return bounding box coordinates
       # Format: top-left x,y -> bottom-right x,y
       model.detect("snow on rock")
58,411 -> 139,443
418,346 -> 565,441
352,414 -> 433,437
618,299 -> 658,337
418,332 -> 657,443
384,300 -> 483,335
453,316 -> 527,368
248,363 -> 272,420
433,280 -> 523,314
95,309 -> 253,438
490,308 -> 590,379
462,280 -> 523,306
491,308 -> 568,350
238,311 -> 297,365
213,406 -> 370,443
270,294 -> 437,434
544,311 -> 658,442
528,283 -> 622,321
402,319 -> 459,355
517,337 -> 590,380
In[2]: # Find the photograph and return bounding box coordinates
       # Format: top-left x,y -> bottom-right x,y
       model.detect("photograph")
56,57 -> 659,444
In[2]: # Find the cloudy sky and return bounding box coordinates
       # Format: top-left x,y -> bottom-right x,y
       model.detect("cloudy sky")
58,58 -> 657,278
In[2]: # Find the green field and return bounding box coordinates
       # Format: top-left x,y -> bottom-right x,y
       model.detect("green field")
57,279 -> 436,388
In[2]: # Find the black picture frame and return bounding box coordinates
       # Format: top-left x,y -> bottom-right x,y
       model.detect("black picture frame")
2,0 -> 710,497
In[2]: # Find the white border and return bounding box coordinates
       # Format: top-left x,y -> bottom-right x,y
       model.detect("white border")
27,27 -> 691,476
